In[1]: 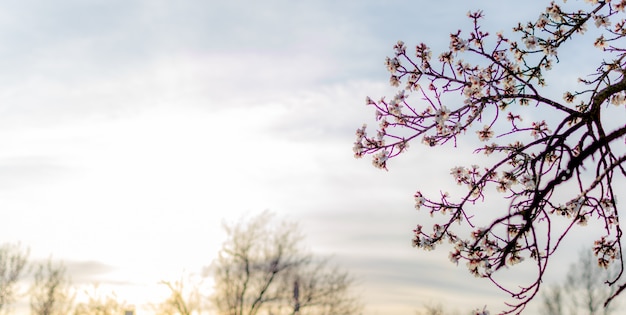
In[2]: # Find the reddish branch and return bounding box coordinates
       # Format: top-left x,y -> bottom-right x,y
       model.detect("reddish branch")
355,1 -> 626,314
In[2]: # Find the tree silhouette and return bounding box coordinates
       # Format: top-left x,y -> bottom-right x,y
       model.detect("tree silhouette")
539,249 -> 618,315
0,243 -> 29,314
209,211 -> 361,315
153,277 -> 203,315
354,1 -> 625,313
73,284 -> 131,315
29,258 -> 73,315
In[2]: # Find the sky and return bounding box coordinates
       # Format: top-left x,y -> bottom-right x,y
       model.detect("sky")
0,0 -> 624,314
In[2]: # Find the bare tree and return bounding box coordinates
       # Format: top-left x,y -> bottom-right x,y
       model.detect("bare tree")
565,250 -> 617,315
209,211 -> 361,315
416,304 -> 446,315
284,258 -> 360,315
153,277 -> 203,315
72,284 -> 131,315
354,1 -> 626,313
415,304 -> 485,315
415,304 -> 451,315
539,285 -> 563,315
29,258 -> 73,315
0,242 -> 29,314
540,249 -> 617,315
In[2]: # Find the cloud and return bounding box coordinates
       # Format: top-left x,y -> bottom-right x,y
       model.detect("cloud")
65,260 -> 118,285
0,156 -> 69,190
19,258 -> 118,288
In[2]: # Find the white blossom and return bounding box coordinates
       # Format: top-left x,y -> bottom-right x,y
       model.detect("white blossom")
450,166 -> 470,185
477,125 -> 494,142
593,14 -> 611,28
414,191 -> 425,209
372,150 -> 389,169
611,92 -> 626,106
435,106 -> 451,126
393,40 -> 406,55
523,36 -> 538,49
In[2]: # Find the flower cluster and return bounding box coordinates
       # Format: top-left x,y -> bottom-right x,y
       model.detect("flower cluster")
476,125 -> 494,142
530,120 -> 551,139
551,198 -> 585,219
371,150 -> 389,169
594,236 -> 619,268
352,124 -> 368,158
610,92 -> 626,105
450,31 -> 468,52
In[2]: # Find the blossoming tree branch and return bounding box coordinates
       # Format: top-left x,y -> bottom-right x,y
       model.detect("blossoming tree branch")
354,1 -> 626,314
